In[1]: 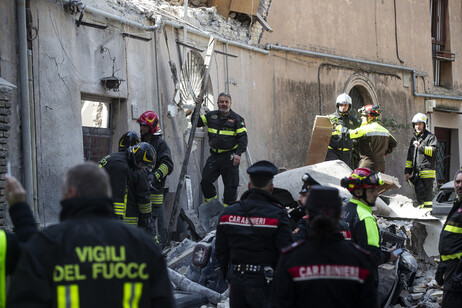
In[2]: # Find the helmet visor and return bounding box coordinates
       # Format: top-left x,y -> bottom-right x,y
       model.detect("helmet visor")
363,173 -> 384,186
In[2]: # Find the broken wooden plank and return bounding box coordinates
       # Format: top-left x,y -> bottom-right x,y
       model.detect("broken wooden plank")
305,116 -> 332,165
207,0 -> 232,18
377,172 -> 401,195
229,0 -> 259,16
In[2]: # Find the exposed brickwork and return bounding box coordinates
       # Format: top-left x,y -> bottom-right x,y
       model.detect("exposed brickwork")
0,79 -> 12,227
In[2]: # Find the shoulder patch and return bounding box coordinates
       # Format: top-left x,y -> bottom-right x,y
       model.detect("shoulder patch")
282,239 -> 306,254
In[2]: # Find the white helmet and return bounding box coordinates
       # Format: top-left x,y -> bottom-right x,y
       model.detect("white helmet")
411,113 -> 427,124
336,93 -> 352,115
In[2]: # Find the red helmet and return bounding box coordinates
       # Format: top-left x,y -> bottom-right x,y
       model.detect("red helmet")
340,168 -> 384,192
137,111 -> 161,135
359,104 -> 381,118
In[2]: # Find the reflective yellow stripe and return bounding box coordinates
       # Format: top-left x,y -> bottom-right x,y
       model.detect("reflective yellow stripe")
223,203 -> 228,208
236,127 -> 247,134
352,199 -> 380,248
0,231 -> 6,308
122,217 -> 139,225
205,195 -> 218,203
425,146 -> 433,156
441,252 -> 462,261
150,194 -> 163,206
123,282 -> 143,308
419,170 -> 436,178
139,202 -> 151,214
444,224 -> 462,234
328,147 -> 351,151
157,164 -> 169,178
57,285 -> 80,308
208,128 -> 218,134
218,130 -> 237,136
210,144 -> 238,153
114,203 -> 125,216
331,131 -> 341,136
405,161 -> 413,168
200,115 -> 207,126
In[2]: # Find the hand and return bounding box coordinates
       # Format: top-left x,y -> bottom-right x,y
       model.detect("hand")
153,170 -> 162,182
6,175 -> 26,207
233,154 -> 241,166
435,263 -> 445,286
387,247 -> 399,262
404,174 -> 410,181
452,271 -> 462,289
413,141 -> 420,147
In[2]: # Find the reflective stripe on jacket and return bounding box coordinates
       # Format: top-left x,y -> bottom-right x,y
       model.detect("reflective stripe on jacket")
404,129 -> 437,178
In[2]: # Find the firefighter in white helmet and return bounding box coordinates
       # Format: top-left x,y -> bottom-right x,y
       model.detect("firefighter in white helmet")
325,93 -> 361,167
404,113 -> 437,209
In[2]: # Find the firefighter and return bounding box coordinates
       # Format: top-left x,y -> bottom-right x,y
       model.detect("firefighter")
194,93 -> 248,207
325,93 -> 361,167
138,111 -> 174,248
346,104 -> 397,173
270,186 -> 378,308
7,162 -> 175,307
436,170 -> 462,308
404,113 -> 437,209
100,142 -> 155,230
1,175 -> 38,307
215,160 -> 293,308
340,168 -> 399,287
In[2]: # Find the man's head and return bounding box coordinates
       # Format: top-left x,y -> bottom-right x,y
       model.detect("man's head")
305,186 -> 342,222
297,173 -> 319,207
62,162 -> 112,200
341,167 -> 383,206
137,111 -> 161,138
411,113 -> 427,135
217,93 -> 232,115
359,104 -> 381,124
247,160 -> 278,192
336,93 -> 352,116
118,131 -> 140,152
454,170 -> 462,199
128,142 -> 156,170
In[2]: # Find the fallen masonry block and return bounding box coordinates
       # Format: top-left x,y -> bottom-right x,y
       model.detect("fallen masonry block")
199,198 -> 224,233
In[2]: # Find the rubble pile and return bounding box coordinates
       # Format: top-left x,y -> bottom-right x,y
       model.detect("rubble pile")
109,0 -> 256,43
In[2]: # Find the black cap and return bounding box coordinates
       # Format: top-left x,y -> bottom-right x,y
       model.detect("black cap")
247,160 -> 278,178
304,186 -> 341,215
300,173 -> 319,194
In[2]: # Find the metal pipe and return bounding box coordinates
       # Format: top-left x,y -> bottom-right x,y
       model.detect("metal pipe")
17,0 -> 35,207
267,43 -> 462,101
225,42 -> 230,93
393,0 -> 404,64
154,31 -> 163,130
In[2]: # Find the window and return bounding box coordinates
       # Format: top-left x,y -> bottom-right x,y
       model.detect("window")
431,0 -> 454,88
81,97 -> 113,162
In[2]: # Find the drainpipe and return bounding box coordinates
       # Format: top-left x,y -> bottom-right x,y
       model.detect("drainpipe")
266,44 -> 462,101
154,31 -> 163,130
17,0 -> 35,210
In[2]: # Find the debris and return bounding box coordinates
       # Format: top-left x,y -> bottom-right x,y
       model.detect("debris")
198,199 -> 224,233
305,116 -> 331,166
168,268 -> 226,304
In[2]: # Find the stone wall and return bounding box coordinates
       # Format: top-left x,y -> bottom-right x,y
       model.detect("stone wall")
0,78 -> 13,227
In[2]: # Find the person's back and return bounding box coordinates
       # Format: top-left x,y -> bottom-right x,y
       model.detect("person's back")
270,186 -> 377,308
7,162 -> 175,308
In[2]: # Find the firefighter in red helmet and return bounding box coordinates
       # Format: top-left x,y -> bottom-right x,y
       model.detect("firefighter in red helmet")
138,111 -> 174,247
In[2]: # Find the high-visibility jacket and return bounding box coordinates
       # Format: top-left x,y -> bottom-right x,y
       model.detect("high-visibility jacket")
100,152 -> 151,225
0,230 -> 5,308
7,197 -> 175,308
143,135 -> 174,194
404,129 -> 437,179
439,199 -> 462,261
327,111 -> 360,152
341,199 -> 390,267
197,109 -> 248,156
349,121 -> 397,172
